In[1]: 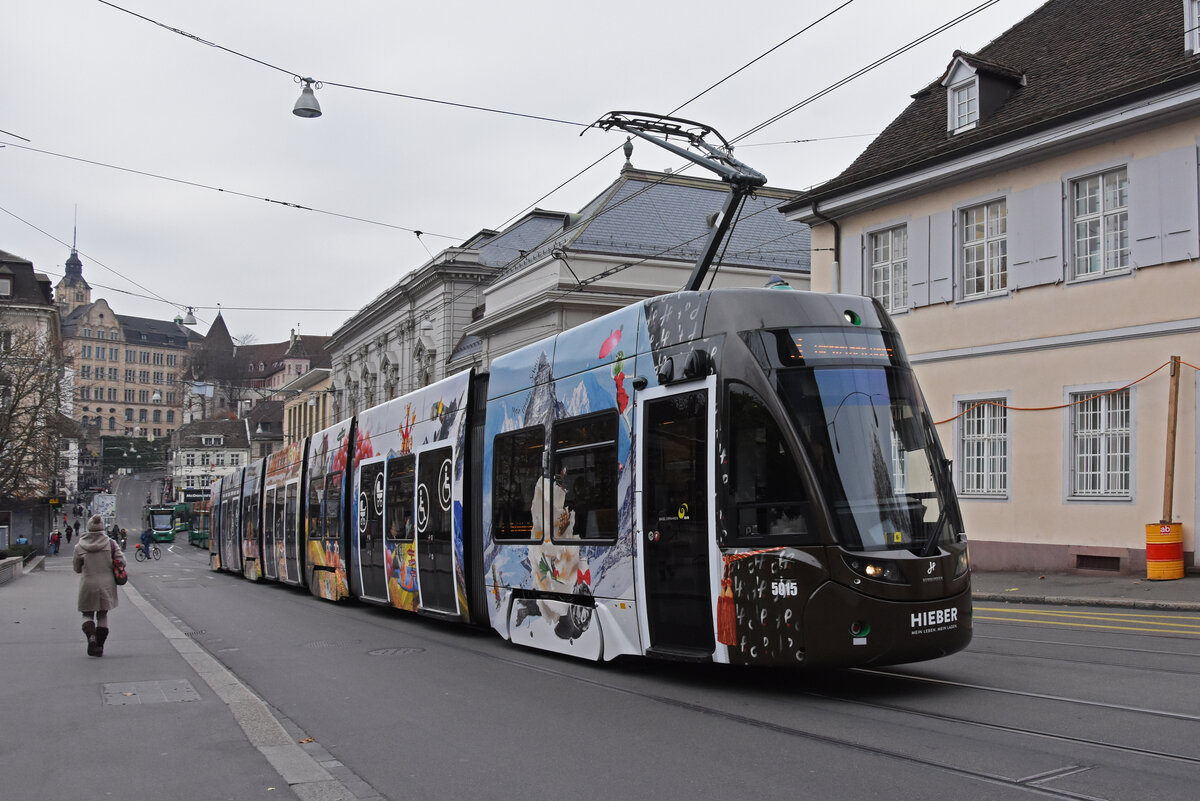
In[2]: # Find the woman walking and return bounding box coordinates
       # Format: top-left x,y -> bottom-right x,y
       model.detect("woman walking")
73,514 -> 123,657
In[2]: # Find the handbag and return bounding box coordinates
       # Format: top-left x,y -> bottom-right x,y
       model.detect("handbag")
110,540 -> 128,586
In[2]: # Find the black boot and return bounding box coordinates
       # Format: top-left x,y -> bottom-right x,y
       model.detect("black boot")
82,621 -> 98,657
95,627 -> 109,657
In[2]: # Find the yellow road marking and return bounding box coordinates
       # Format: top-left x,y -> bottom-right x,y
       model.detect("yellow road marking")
975,615 -> 1200,636
976,606 -> 1200,622
975,606 -> 1200,628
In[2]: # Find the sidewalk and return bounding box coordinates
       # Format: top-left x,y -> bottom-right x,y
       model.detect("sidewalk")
971,568 -> 1200,611
0,554 -> 358,801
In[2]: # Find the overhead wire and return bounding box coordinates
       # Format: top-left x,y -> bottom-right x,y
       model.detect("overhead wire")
932,361 -> 1186,427
0,141 -> 465,241
496,0 -> 860,229
536,0 -> 1009,299
33,0 -> 1009,327
50,0 -> 862,318
97,0 -> 586,129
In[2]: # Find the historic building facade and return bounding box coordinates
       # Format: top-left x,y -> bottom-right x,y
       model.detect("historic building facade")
784,0 -> 1200,574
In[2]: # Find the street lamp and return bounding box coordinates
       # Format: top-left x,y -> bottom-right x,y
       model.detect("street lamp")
293,77 -> 322,118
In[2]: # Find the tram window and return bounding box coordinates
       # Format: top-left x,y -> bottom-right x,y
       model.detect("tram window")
551,412 -> 618,541
244,495 -> 258,541
492,426 -> 543,540
307,475 -> 324,539
324,473 -> 342,538
284,484 -> 297,541
264,488 -> 276,544
386,455 -> 415,542
728,385 -> 817,543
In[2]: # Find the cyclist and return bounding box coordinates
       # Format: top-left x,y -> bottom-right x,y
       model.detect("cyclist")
140,528 -> 154,560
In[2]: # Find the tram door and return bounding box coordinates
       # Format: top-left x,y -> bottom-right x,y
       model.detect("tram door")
283,482 -> 300,583
639,382 -> 716,656
356,461 -> 388,601
263,488 -> 279,580
416,446 -> 457,614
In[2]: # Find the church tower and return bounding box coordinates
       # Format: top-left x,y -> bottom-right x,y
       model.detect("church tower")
55,246 -> 91,316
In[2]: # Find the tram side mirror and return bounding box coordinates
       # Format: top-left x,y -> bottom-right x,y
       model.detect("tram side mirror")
656,357 -> 674,384
682,349 -> 710,380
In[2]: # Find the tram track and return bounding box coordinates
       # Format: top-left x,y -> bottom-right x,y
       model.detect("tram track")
857,667 -> 1200,722
800,679 -> 1200,768
486,654 -> 1148,801
963,638 -> 1200,678
156,559 -> 1189,800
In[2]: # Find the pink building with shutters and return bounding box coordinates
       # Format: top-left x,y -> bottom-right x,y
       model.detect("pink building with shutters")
785,0 -> 1200,574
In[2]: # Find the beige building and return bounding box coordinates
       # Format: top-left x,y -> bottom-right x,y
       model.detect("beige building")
56,248 -> 203,442
785,0 -> 1200,574
170,419 -> 250,492
281,367 -> 333,445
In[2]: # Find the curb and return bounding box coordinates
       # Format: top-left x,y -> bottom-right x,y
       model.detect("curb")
973,592 -> 1200,612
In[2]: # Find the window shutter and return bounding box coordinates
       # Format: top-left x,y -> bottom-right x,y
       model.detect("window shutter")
841,232 -> 863,295
1129,146 -> 1198,267
928,211 -> 954,303
907,216 -> 930,307
1130,153 -> 1163,267
1009,182 -> 1063,288
1159,146 -> 1198,264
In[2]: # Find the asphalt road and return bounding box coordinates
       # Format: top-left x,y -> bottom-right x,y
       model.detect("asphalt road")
129,543 -> 1200,801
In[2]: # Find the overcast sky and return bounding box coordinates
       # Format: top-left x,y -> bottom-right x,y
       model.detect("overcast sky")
3,0 -> 1046,344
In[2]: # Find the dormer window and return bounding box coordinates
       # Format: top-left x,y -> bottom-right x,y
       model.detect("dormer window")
1188,0 -> 1200,54
0,275 -> 13,298
950,79 -> 979,132
940,51 -> 1024,135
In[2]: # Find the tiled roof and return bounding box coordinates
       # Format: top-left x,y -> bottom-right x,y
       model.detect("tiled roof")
173,418 -> 250,448
790,0 -> 1200,204
475,212 -> 571,267
118,314 -> 204,347
237,341 -> 290,363
0,250 -> 54,306
501,168 -> 809,277
285,334 -> 332,368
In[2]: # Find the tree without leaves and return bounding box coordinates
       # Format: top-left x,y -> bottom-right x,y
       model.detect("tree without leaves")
0,327 -> 66,502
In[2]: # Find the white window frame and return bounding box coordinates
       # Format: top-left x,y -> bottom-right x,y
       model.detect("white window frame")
0,276 -> 12,298
959,198 -> 1008,299
1069,166 -> 1129,280
868,224 -> 909,314
1187,0 -> 1200,54
949,77 -> 979,133
954,393 -> 1011,499
1064,382 -> 1135,501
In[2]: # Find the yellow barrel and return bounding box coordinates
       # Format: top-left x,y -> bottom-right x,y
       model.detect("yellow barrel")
1146,523 -> 1184,580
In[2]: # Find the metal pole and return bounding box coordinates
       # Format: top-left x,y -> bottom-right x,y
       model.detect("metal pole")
1161,355 -> 1180,523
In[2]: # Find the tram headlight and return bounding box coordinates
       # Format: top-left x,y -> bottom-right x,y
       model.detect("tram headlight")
843,555 -> 906,584
954,547 -> 970,578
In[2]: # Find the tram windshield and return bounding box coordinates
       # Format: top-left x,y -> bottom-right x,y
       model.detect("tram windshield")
767,328 -> 957,553
148,509 -> 173,531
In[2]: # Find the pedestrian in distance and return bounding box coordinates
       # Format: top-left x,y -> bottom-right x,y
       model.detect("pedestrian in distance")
73,514 -> 123,657
50,529 -> 61,555
68,520 -> 78,543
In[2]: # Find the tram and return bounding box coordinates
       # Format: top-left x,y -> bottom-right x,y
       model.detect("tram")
144,503 -> 176,543
205,111 -> 970,668
208,287 -> 971,668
